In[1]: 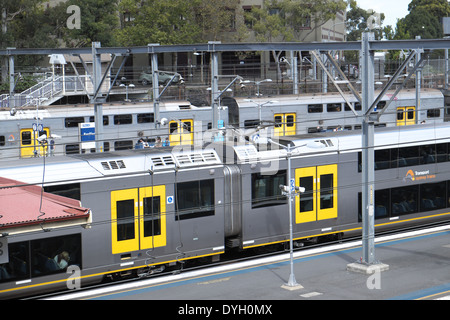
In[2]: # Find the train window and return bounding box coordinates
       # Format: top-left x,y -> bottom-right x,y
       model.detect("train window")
358,189 -> 390,222
346,102 -> 362,111
66,144 -> 80,154
419,144 -> 436,164
65,117 -> 85,128
89,115 -> 109,125
274,115 -> 282,127
31,234 -> 82,277
359,180 -> 450,222
0,241 -> 30,283
436,143 -> 450,163
244,119 -> 259,128
0,135 -> 4,146
327,103 -> 341,112
114,140 -> 133,150
116,199 -> 136,241
251,170 -> 287,209
308,104 -> 323,113
391,185 -> 418,215
170,122 -> 178,134
137,113 -> 154,123
420,182 -> 446,212
21,131 -> 32,145
286,115 -> 294,127
44,183 -> 81,201
143,196 -> 161,237
399,146 -> 419,167
0,234 -> 82,283
176,179 -> 215,220
375,149 -> 390,170
377,101 -> 386,109
104,142 -> 110,152
299,176 -> 314,212
319,173 -> 334,209
183,121 -> 192,132
114,114 -> 132,125
375,189 -> 390,219
427,109 -> 440,118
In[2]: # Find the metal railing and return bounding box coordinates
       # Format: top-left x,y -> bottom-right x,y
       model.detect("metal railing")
0,75 -> 88,108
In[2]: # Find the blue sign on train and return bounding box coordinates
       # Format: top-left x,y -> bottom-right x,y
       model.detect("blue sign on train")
80,122 -> 95,142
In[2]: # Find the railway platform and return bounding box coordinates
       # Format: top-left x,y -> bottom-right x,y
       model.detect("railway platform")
48,224 -> 450,302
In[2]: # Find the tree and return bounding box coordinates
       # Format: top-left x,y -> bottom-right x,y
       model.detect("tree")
63,0 -> 120,47
395,0 -> 450,40
193,0 -> 242,42
346,0 -> 385,41
245,0 -> 347,78
0,0 -> 49,82
408,0 -> 450,18
115,0 -> 241,46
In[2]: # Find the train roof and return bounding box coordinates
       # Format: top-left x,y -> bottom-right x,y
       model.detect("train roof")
0,122 -> 449,185
230,88 -> 443,108
0,146 -> 222,185
228,121 -> 450,162
0,100 -> 202,121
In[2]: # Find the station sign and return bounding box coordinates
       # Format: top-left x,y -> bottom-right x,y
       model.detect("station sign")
79,122 -> 96,149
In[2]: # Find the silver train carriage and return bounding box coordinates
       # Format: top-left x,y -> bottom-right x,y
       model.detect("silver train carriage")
0,88 -> 445,161
1,121 -> 450,298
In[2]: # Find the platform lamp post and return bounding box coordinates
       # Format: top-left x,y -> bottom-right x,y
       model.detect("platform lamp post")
267,138 -> 324,289
241,78 -> 272,97
244,99 -> 278,124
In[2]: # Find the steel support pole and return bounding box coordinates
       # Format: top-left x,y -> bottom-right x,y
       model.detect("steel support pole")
8,48 -> 15,109
286,144 -> 298,287
415,36 -> 422,121
210,42 -> 220,130
290,51 -> 298,95
149,44 -> 160,129
92,42 -> 104,153
361,32 -> 376,265
445,46 -> 449,90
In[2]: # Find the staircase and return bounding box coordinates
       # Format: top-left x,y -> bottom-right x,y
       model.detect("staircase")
0,75 -> 88,108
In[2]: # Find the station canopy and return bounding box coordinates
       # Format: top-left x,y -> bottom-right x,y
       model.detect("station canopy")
0,177 -> 91,236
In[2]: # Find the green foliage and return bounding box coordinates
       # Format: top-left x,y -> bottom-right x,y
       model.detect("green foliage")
246,0 -> 347,42
114,0 -> 242,46
63,0 -> 119,47
395,0 -> 450,40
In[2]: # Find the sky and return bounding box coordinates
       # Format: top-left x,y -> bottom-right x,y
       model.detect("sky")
355,0 -> 411,28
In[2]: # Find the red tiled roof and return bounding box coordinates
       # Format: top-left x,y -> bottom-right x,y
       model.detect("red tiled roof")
0,177 -> 90,231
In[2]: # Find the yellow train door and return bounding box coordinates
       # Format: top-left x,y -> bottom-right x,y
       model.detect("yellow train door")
396,107 -> 416,126
139,186 -> 167,249
111,186 -> 166,254
295,167 -> 317,223
317,165 -> 338,220
20,127 -> 50,158
295,164 -> 337,224
169,119 -> 193,146
274,113 -> 296,136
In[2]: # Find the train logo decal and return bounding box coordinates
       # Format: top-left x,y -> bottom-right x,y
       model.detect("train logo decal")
403,169 -> 436,183
404,170 -> 415,182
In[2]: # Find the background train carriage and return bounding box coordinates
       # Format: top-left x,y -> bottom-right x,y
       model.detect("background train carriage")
222,88 -> 445,135
0,89 -> 445,161
0,101 -> 212,160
